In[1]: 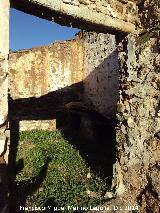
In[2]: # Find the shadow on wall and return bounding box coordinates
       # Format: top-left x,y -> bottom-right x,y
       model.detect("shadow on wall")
9,82 -> 84,121
8,49 -> 119,212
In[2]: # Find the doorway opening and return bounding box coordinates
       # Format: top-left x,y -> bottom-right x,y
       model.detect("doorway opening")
8,7 -> 117,213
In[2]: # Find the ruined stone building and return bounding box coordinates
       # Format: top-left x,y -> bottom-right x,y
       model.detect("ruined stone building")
0,0 -> 159,212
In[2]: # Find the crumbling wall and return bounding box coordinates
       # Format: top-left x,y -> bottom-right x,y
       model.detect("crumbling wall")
83,1 -> 160,211
0,1 -> 10,212
114,0 -> 160,210
9,36 -> 84,130
9,32 -> 119,130
138,0 -> 159,30
83,32 -> 119,117
9,38 -> 84,99
0,0 -> 10,149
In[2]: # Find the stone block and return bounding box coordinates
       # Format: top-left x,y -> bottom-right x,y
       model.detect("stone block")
0,134 -> 6,156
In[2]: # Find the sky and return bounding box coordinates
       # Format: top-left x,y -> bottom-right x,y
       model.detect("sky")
10,8 -> 80,51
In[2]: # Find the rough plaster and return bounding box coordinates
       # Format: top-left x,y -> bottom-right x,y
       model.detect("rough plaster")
0,0 -> 10,162
114,29 -> 160,213
87,8 -> 159,212
0,0 -> 9,128
9,32 -> 119,130
9,39 -> 84,99
9,36 -> 84,130
0,1 -> 10,212
83,32 -> 119,117
138,0 -> 160,30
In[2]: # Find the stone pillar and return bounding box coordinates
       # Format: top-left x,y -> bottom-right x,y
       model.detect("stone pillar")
0,1 -> 10,212
0,0 -> 10,161
113,6 -> 160,212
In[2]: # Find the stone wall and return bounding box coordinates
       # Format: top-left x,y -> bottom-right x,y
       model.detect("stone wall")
0,0 -> 10,138
84,3 -> 159,212
83,32 -> 119,117
0,1 -> 10,212
113,5 -> 160,211
9,38 -> 84,99
88,3 -> 159,209
9,32 -> 119,130
138,0 -> 159,30
0,1 -> 10,161
84,1 -> 159,212
9,36 -> 84,130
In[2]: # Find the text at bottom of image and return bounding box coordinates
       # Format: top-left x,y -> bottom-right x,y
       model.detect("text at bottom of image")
20,205 -> 139,211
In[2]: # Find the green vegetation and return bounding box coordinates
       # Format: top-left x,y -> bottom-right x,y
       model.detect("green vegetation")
16,130 -> 109,212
